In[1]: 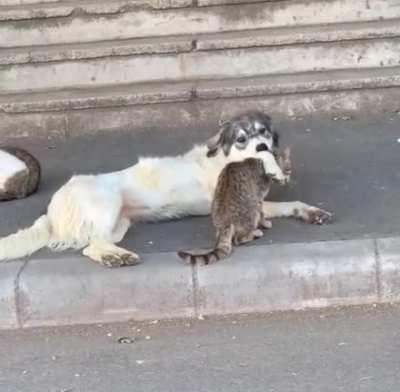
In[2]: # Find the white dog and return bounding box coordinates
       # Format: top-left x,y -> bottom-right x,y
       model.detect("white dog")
0,112 -> 331,267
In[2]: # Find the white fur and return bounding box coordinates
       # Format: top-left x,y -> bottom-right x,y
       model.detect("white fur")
0,140 -> 286,262
0,149 -> 27,190
0,215 -> 50,260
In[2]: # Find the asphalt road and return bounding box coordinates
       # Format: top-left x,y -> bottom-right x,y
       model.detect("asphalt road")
1,305 -> 400,392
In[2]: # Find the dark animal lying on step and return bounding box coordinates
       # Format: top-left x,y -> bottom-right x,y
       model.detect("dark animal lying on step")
0,146 -> 41,201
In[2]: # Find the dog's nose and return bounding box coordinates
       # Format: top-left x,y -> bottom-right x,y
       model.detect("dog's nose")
256,143 -> 269,152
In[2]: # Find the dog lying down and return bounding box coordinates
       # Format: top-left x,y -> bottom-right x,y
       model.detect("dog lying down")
178,148 -> 291,265
0,111 -> 331,267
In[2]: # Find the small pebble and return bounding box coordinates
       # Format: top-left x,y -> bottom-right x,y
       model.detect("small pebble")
107,332 -> 113,337
118,337 -> 135,344
397,138 -> 400,143
145,336 -> 151,340
75,374 -> 80,378
232,336 -> 236,340
136,360 -> 145,365
149,320 -> 159,325
51,355 -> 58,361
198,315 -> 205,320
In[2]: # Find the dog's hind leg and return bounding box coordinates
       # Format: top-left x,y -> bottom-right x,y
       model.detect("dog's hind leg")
262,201 -> 332,225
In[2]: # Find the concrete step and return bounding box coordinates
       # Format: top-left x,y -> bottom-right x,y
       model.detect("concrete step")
0,35 -> 195,66
2,36 -> 400,94
0,0 -> 192,22
0,0 -> 398,48
2,19 -> 400,66
0,80 -> 194,113
2,67 -> 400,139
197,19 -> 400,51
0,0 -> 59,5
0,36 -> 195,65
1,67 -> 399,114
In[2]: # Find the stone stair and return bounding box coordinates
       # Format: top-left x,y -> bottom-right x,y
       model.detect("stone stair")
1,0 -> 400,137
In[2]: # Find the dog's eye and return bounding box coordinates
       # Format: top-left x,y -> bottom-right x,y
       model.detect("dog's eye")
236,136 -> 247,144
259,127 -> 266,134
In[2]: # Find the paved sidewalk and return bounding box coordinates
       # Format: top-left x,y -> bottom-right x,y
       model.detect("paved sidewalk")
1,114 -> 400,329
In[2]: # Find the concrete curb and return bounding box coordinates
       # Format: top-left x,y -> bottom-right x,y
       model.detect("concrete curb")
1,236 -> 400,329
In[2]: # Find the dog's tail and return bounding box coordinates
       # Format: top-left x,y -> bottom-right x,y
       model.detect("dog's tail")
0,215 -> 52,261
178,225 -> 234,265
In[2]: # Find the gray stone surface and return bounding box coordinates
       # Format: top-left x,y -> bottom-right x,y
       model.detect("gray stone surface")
0,0 -> 61,5
0,0 -> 397,48
4,19 -> 398,66
198,0 -> 277,5
0,81 -> 192,114
2,38 -> 400,94
0,111 -> 68,138
377,237 -> 400,302
196,19 -> 400,51
0,260 -> 24,330
1,305 -> 400,392
3,83 -> 400,138
2,67 -> 399,115
18,253 -> 194,328
196,240 -> 378,316
0,35 -> 193,66
195,67 -> 400,100
0,0 -> 192,21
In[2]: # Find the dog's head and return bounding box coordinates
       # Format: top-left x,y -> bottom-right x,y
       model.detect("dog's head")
206,111 -> 279,159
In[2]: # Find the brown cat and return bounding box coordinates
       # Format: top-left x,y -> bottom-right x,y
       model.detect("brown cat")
178,148 -> 291,265
0,146 -> 41,201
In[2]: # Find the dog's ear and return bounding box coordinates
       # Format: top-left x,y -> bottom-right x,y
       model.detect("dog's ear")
206,122 -> 229,158
206,132 -> 222,157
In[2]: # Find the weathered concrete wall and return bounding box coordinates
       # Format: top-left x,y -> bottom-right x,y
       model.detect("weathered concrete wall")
1,0 -> 400,136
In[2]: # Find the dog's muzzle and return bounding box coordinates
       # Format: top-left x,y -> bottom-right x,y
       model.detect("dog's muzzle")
256,143 -> 269,153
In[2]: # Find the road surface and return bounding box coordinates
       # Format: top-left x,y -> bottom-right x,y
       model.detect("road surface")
1,304 -> 400,392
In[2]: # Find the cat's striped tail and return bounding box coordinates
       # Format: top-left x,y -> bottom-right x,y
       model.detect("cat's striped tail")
177,225 -> 234,265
